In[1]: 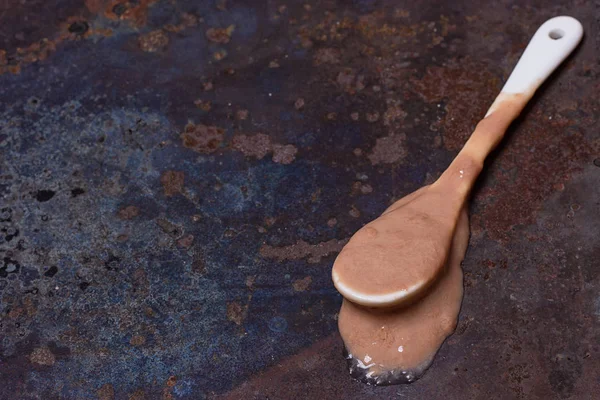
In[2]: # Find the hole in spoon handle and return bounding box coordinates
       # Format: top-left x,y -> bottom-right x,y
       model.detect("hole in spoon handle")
548,29 -> 565,40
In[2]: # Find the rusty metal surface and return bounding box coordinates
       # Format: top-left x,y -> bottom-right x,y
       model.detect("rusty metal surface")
0,1 -> 599,399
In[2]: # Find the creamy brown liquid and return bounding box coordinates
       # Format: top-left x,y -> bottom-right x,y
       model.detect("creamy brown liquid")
334,95 -> 530,385
338,207 -> 469,385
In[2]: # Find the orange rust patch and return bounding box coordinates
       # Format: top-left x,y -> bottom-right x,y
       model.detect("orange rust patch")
166,376 -> 177,387
367,134 -> 407,165
206,25 -> 235,44
8,307 -> 22,319
105,0 -> 157,26
232,134 -> 272,160
336,68 -> 365,94
180,123 -> 225,154
272,144 -> 298,165
177,234 -> 194,248
357,11 -> 451,46
164,13 -> 199,33
129,335 -> 146,346
226,301 -> 248,325
29,347 -> 55,366
97,383 -> 115,400
160,170 -> 184,197
292,276 -> 312,292
216,0 -> 228,11
163,376 -> 177,400
128,389 -> 146,400
294,98 -> 305,110
138,30 -> 169,52
260,238 -> 348,264
213,49 -> 227,61
366,112 -> 379,122
194,99 -> 212,111
235,109 -> 248,120
16,40 -> 57,62
192,257 -> 206,275
264,217 -> 276,227
23,296 -> 37,316
313,48 -> 341,65
383,101 -> 407,126
0,38 -> 56,75
85,0 -> 104,13
202,81 -> 214,91
132,268 -> 149,292
348,206 -> 361,218
336,68 -> 355,87
118,205 -> 139,220
0,15 -> 115,76
351,181 -> 373,195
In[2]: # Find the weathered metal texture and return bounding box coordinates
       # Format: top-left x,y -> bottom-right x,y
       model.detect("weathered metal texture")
0,0 -> 598,399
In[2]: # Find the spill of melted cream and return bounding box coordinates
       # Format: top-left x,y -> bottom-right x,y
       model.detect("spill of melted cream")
338,207 -> 470,385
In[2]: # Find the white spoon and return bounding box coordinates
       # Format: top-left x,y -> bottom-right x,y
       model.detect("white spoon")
332,16 -> 584,308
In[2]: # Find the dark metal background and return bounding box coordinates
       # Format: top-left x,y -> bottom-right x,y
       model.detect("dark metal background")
0,1 -> 598,399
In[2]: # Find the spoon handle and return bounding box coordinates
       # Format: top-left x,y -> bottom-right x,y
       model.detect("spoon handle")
486,16 -> 584,116
437,16 -> 583,196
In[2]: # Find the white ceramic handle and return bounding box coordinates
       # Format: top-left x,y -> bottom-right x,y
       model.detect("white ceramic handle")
487,16 -> 583,116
